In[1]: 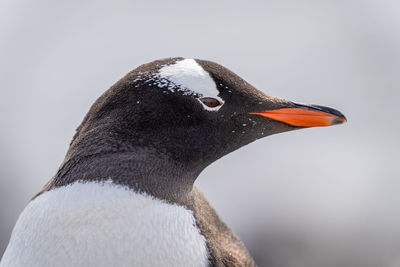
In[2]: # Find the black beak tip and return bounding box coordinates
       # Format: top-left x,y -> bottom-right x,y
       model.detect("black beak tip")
309,104 -> 345,117
293,103 -> 347,125
308,104 -> 347,124
332,116 -> 347,125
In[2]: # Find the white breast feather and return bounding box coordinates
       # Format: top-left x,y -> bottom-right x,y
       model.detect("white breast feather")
0,181 -> 209,267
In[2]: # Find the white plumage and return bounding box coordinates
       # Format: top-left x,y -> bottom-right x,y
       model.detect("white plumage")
1,181 -> 209,267
157,58 -> 224,111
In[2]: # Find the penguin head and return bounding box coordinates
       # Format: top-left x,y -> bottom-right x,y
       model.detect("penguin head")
72,58 -> 346,176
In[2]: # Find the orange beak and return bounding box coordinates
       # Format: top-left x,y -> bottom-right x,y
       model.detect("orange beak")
250,104 -> 347,127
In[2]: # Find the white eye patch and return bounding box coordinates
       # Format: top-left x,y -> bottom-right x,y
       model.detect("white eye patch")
156,58 -> 224,111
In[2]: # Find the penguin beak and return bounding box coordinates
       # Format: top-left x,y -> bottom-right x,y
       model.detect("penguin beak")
250,103 -> 347,127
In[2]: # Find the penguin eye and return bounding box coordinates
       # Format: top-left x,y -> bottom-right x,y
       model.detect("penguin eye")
199,97 -> 222,108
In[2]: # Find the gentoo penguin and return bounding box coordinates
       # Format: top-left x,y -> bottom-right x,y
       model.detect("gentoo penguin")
1,58 -> 346,267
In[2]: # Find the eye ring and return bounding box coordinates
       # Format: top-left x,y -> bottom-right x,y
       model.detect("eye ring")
199,97 -> 222,108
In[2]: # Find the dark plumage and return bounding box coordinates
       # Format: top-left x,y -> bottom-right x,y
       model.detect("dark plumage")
35,58 -> 345,266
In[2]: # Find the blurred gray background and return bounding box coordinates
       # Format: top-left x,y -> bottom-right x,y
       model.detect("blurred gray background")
1,0 -> 399,266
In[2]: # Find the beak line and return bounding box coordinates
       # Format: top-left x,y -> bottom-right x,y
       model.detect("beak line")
250,105 -> 347,127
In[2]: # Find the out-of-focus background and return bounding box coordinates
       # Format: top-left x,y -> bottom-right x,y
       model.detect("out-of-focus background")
1,1 -> 399,266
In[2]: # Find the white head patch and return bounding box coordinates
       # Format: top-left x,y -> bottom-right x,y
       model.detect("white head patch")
155,58 -> 224,111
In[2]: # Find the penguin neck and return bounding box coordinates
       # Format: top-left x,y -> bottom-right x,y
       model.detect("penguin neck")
50,146 -> 201,203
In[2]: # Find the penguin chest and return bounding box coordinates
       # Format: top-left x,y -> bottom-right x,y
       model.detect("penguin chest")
1,182 -> 209,267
